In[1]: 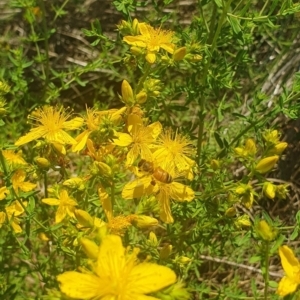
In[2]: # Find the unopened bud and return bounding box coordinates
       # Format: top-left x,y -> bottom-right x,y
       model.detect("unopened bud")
225,207 -> 237,217
148,231 -> 158,247
276,184 -> 289,200
35,157 -> 50,168
210,159 -> 220,170
130,46 -> 143,56
256,220 -> 277,241
133,215 -> 158,228
263,182 -> 276,200
160,244 -> 172,260
235,215 -> 251,229
75,209 -> 94,228
255,155 -> 279,174
121,80 -> 134,105
80,238 -> 99,260
136,91 -> 147,104
267,142 -> 288,155
173,47 -> 187,61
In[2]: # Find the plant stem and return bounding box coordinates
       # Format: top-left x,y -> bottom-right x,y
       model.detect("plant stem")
264,242 -> 270,300
196,0 -> 233,164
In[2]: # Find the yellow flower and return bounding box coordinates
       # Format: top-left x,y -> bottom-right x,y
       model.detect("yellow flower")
42,190 -> 77,223
72,108 -> 101,152
153,129 -> 195,178
12,169 -> 36,195
277,245 -> 300,296
72,107 -> 125,153
2,150 -> 27,168
122,164 -> 194,223
113,114 -> 162,165
2,200 -> 28,233
57,235 -> 176,299
123,22 -> 176,64
15,106 -> 83,146
98,187 -> 134,234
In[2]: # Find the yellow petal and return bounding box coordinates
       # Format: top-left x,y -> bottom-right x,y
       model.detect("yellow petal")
122,177 -> 154,199
19,182 -> 36,192
146,52 -> 156,64
138,23 -> 151,37
15,127 -> 45,146
63,117 -> 84,130
148,121 -> 162,139
161,43 -> 175,54
113,133 -> 133,146
0,186 -> 9,200
123,36 -> 147,47
129,263 -> 176,293
57,272 -> 103,299
279,245 -> 300,279
42,198 -> 60,205
170,182 -> 195,202
95,235 -> 125,277
157,191 -> 174,224
277,275 -> 298,296
72,130 -> 91,152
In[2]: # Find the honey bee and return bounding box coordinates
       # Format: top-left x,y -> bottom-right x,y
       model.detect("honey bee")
138,159 -> 173,184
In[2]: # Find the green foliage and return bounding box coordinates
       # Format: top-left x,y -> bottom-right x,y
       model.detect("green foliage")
0,0 -> 300,299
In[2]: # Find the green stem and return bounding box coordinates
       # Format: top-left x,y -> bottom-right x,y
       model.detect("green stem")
44,171 -> 48,198
38,0 -> 50,91
263,242 -> 270,300
197,0 -> 233,164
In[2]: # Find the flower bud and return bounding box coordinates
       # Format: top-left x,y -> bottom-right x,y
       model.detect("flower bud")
267,142 -> 288,155
263,182 -> 276,200
235,215 -> 251,229
38,232 -> 50,241
276,184 -> 289,200
173,47 -> 187,61
245,139 -> 257,156
132,18 -> 140,35
263,130 -> 279,144
175,255 -> 191,265
133,215 -> 158,229
225,207 -> 237,217
148,231 -> 158,247
256,220 -> 277,241
160,244 -> 172,260
210,159 -> 220,170
136,91 -> 147,104
255,155 -> 279,174
121,80 -> 134,105
130,46 -> 143,56
34,157 -> 51,169
95,161 -> 112,176
63,177 -> 85,190
80,238 -> 99,260
52,142 -> 66,155
75,209 -> 94,228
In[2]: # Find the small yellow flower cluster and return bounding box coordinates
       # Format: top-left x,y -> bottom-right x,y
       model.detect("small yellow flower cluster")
3,19 -> 196,299
119,18 -> 201,65
232,131 -> 288,209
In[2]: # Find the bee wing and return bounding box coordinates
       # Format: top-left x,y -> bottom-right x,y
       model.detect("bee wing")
122,176 -> 155,199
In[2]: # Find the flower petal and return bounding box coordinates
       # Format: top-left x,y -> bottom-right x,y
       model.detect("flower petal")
57,272 -> 102,299
42,198 -> 60,206
96,235 -> 126,278
15,127 -> 46,146
277,275 -> 298,296
63,117 -> 84,130
129,263 -> 176,293
123,36 -> 147,47
113,133 -> 133,146
279,245 -> 300,279
170,182 -> 195,202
